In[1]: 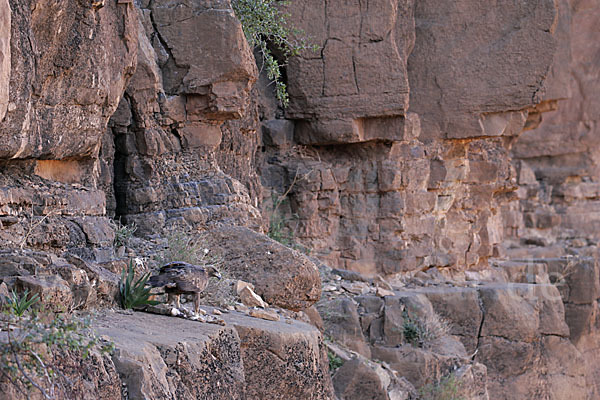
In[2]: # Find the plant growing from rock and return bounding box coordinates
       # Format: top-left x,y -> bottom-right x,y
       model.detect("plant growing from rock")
232,0 -> 318,106
4,289 -> 39,317
119,259 -> 160,310
155,232 -> 204,266
418,373 -> 464,400
19,206 -> 61,250
156,232 -> 222,267
402,309 -> 450,349
267,170 -> 312,254
111,219 -> 137,247
268,198 -> 296,246
0,300 -> 113,399
327,350 -> 344,373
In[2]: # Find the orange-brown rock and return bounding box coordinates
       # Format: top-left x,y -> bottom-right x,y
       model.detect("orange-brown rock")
0,0 -> 137,160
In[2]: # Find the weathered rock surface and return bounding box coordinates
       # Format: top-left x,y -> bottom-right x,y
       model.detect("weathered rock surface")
106,0 -> 262,233
498,5 -> 600,397
206,226 -> 321,311
263,0 -> 559,277
408,0 -> 557,140
0,348 -> 121,400
0,0 -> 9,122
284,0 -> 415,144
94,309 -> 333,400
151,0 -> 257,117
332,357 -> 414,400
1,0 -> 137,160
233,313 -> 333,399
318,260 -> 592,399
504,0 -> 600,257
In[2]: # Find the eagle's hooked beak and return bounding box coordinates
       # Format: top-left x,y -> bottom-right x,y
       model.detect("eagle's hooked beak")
214,271 -> 222,280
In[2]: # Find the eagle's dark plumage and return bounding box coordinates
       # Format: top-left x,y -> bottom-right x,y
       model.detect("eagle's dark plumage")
148,261 -> 222,314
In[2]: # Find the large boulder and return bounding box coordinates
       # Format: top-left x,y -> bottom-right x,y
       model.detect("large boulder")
15,275 -> 73,311
206,226 -> 321,311
284,0 -> 415,144
231,312 -> 334,399
332,357 -> 415,400
150,0 -> 257,117
317,297 -> 371,358
108,0 -> 262,232
99,312 -> 246,400
0,348 -> 121,400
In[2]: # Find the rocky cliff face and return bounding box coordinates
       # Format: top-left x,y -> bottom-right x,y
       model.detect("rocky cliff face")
262,0 -> 558,275
1,0 -> 600,398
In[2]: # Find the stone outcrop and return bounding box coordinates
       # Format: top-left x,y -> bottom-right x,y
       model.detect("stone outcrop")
504,0 -> 600,251
0,349 -> 121,400
109,0 -> 261,235
496,2 -> 600,396
94,309 -> 333,400
409,0 -> 557,140
1,308 -> 334,400
318,260 -> 591,399
284,0 -> 415,144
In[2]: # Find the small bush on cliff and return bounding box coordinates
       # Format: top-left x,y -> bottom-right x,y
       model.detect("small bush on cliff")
111,219 -> 137,247
327,350 -> 344,373
155,232 -> 203,265
403,309 -> 450,348
268,196 -> 297,246
0,300 -> 113,399
267,171 -> 311,254
418,373 -> 464,400
232,0 -> 318,106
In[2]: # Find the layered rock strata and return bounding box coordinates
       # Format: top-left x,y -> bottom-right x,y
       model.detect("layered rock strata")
262,0 -> 559,275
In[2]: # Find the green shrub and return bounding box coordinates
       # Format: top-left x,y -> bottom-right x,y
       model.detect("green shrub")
268,210 -> 294,245
402,312 -> 421,345
155,232 -> 203,266
266,183 -> 312,254
4,289 -> 39,317
155,232 -> 222,268
0,305 -> 113,399
232,0 -> 318,106
327,350 -> 344,373
119,259 -> 160,310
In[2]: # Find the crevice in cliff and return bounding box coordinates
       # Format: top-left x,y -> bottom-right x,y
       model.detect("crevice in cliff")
147,0 -> 190,94
473,291 -> 486,361
112,155 -> 128,221
112,93 -> 136,221
352,55 -> 360,94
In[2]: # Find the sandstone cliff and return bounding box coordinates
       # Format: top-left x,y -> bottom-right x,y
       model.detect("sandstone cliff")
0,0 -> 599,399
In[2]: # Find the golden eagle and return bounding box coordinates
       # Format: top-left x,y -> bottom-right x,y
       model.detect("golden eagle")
148,261 -> 222,315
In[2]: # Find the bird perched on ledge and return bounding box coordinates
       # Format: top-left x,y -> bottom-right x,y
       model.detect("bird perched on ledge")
148,261 -> 222,315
